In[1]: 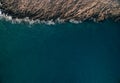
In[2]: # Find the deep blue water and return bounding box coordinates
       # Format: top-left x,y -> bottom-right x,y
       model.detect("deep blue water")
0,20 -> 120,83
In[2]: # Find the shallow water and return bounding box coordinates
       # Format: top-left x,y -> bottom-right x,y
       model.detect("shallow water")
0,20 -> 120,83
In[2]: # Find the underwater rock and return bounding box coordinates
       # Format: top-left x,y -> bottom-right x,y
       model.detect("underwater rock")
0,0 -> 120,22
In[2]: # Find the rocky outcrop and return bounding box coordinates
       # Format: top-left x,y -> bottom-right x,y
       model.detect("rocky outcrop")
0,0 -> 120,22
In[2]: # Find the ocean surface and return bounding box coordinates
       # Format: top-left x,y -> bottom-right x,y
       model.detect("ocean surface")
0,20 -> 120,83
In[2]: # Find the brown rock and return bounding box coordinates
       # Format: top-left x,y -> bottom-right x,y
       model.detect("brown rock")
0,0 -> 120,22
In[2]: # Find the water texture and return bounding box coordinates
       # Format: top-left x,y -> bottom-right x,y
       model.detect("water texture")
0,20 -> 120,83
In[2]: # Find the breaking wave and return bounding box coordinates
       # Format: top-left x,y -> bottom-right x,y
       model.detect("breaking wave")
0,9 -> 83,25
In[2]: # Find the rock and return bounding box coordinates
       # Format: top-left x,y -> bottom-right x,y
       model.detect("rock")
0,0 -> 120,22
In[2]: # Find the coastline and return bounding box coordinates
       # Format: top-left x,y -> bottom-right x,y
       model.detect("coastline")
0,0 -> 120,23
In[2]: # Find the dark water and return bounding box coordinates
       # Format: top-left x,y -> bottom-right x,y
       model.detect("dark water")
0,20 -> 120,83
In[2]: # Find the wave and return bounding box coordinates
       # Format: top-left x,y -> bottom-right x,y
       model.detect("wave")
0,9 -> 84,25
0,10 -> 54,25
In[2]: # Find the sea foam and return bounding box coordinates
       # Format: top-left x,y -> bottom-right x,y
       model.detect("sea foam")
0,9 -> 83,25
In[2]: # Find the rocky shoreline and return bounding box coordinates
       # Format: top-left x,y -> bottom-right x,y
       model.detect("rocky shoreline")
0,0 -> 120,22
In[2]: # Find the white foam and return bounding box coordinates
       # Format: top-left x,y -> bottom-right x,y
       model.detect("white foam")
69,19 -> 82,24
0,10 -> 56,25
0,11 -> 2,15
0,9 -> 82,25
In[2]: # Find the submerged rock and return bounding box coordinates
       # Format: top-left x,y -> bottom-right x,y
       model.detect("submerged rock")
0,0 -> 120,22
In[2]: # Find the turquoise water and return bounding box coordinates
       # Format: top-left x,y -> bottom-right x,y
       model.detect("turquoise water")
0,20 -> 120,83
